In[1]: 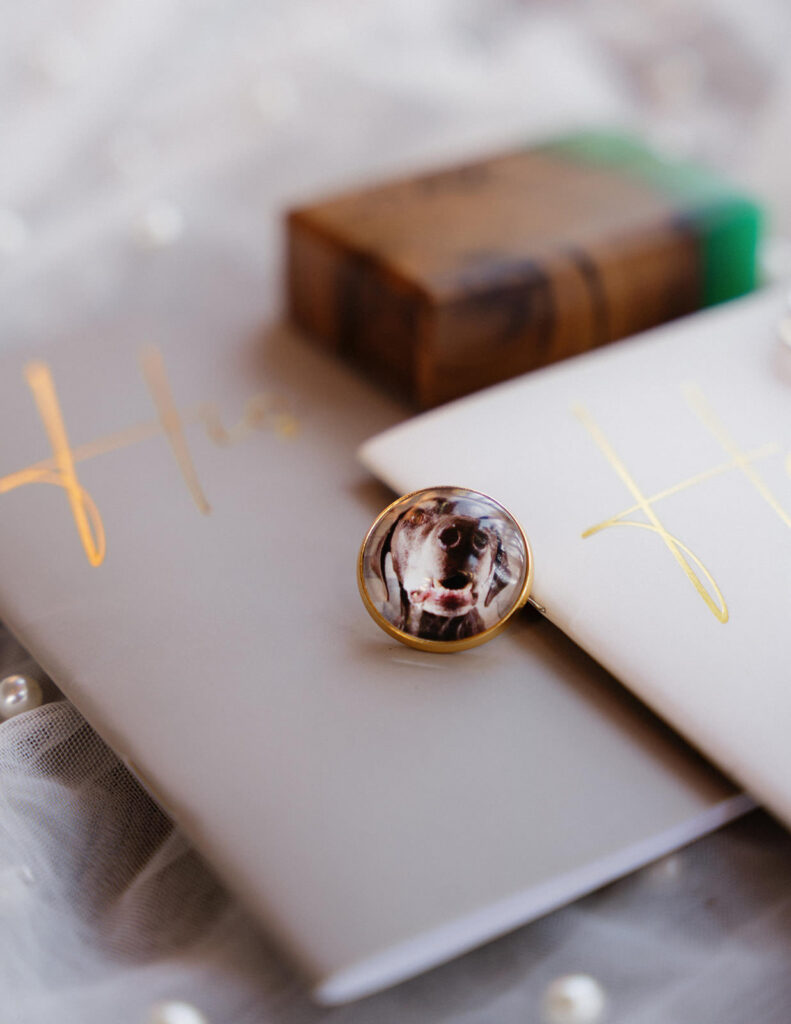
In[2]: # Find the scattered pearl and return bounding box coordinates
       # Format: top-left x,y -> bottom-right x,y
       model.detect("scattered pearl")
0,209 -> 29,255
135,202 -> 184,248
541,973 -> 606,1024
145,1002 -> 208,1024
30,31 -> 86,87
0,675 -> 43,720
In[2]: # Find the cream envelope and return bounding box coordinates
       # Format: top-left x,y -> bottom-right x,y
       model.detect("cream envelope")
0,325 -> 747,1004
360,287 -> 791,828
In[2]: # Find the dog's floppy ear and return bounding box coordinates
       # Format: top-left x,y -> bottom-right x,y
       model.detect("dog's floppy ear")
370,509 -> 407,589
484,538 -> 510,607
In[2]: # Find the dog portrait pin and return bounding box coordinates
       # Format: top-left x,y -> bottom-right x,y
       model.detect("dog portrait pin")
358,486 -> 534,652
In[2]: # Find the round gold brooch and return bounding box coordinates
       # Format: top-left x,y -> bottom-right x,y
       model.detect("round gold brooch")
358,485 -> 533,653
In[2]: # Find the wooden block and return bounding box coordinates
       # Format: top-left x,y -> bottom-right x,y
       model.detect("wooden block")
287,131 -> 762,408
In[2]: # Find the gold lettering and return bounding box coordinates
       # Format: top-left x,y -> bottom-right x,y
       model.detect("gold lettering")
683,383 -> 791,529
198,394 -> 298,446
578,386 -> 791,622
574,403 -> 728,623
24,361 -> 106,566
140,345 -> 211,515
583,443 -> 779,539
0,350 -> 297,566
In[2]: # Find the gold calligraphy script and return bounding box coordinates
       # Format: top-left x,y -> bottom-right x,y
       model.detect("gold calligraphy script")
3,346 -> 296,567
574,384 -> 791,623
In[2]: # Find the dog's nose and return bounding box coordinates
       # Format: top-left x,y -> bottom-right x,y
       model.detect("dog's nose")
439,525 -> 462,548
439,519 -> 487,553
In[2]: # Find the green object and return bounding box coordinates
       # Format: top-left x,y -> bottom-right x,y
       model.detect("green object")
540,129 -> 764,308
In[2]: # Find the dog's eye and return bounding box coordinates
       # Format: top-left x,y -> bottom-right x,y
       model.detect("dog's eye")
472,530 -> 488,551
411,509 -> 426,524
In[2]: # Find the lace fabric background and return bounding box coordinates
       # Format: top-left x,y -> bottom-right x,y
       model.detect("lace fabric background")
2,2 -> 791,1022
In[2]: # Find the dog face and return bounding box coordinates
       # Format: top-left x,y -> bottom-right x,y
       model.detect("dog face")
381,496 -> 510,622
361,486 -> 529,645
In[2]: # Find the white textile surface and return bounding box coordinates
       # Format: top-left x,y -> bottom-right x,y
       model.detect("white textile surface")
1,2 -> 791,1022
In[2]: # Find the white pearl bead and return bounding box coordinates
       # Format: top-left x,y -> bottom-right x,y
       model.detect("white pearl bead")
0,675 -> 43,720
145,1001 -> 208,1024
135,202 -> 184,248
0,209 -> 29,255
542,973 -> 606,1024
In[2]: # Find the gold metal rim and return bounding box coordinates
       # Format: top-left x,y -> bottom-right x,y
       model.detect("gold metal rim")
357,485 -> 534,654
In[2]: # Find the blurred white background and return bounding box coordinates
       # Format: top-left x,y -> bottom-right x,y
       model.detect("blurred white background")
2,0 -> 791,290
